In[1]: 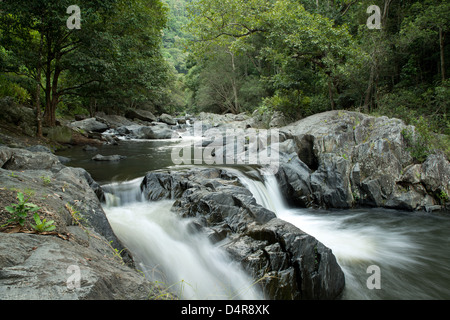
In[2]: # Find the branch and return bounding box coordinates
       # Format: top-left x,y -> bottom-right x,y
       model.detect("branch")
197,28 -> 265,42
57,80 -> 99,96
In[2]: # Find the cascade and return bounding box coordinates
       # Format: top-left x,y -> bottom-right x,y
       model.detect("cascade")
102,176 -> 262,300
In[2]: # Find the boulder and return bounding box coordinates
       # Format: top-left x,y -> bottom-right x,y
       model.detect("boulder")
70,118 -> 109,133
0,146 -> 63,172
25,145 -> 53,154
118,124 -> 174,140
83,145 -> 98,152
0,232 -> 172,300
159,113 -> 177,126
0,97 -> 37,137
125,109 -> 157,122
279,110 -> 449,211
275,153 -> 313,207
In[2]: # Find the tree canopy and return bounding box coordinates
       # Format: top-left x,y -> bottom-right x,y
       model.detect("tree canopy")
0,0 -> 448,146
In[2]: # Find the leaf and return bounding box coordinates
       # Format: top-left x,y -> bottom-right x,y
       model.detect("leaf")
5,206 -> 15,213
17,192 -> 24,203
33,212 -> 41,225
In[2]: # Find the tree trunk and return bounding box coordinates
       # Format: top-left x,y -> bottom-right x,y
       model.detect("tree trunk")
43,34 -> 53,126
35,33 -> 43,137
439,27 -> 446,82
327,79 -> 335,110
363,63 -> 375,113
229,51 -> 239,114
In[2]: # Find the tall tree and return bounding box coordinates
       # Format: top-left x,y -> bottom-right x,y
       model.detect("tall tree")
0,0 -> 169,127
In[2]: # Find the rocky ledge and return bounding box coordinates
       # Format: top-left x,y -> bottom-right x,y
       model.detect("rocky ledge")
0,146 -> 175,300
140,168 -> 345,299
274,111 -> 450,212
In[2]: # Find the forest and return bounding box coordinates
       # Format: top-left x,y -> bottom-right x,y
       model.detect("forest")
0,0 -> 449,154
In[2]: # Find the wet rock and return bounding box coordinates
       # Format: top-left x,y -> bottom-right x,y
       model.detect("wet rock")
92,154 -> 126,161
276,154 -> 313,207
83,145 -> 98,152
141,168 -> 345,300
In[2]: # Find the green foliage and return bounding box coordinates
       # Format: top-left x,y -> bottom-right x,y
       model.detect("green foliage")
0,74 -> 31,104
31,212 -> 56,232
401,116 -> 449,163
437,190 -> 449,204
0,0 -> 171,123
3,192 -> 40,227
40,175 -> 51,186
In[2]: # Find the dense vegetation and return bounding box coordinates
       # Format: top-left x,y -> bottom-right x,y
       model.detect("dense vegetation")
0,0 -> 448,156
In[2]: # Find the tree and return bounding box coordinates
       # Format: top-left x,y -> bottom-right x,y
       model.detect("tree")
0,0 -> 169,128
187,0 -> 361,115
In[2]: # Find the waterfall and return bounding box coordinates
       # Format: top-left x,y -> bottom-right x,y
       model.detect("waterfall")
234,170 -> 432,299
102,177 -> 262,300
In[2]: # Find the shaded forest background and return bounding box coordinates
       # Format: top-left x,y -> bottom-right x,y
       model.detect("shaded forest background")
0,0 -> 448,155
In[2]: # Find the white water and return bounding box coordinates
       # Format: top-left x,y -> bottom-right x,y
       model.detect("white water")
102,178 -> 262,300
236,171 -> 450,299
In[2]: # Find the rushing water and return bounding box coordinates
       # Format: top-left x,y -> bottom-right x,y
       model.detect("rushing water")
103,180 -> 262,300
57,138 -> 450,300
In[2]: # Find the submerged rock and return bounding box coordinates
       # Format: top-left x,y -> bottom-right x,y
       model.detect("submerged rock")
92,154 -> 126,161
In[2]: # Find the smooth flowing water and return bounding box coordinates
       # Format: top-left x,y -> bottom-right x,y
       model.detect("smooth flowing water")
58,138 -> 450,300
102,178 -> 262,300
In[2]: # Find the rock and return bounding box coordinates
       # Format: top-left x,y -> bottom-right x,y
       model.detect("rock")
0,232 -> 172,300
159,113 -> 177,126
95,114 -> 135,128
83,145 -> 98,152
269,111 -> 288,128
310,153 -> 353,209
70,118 -> 109,133
92,154 -> 126,161
25,145 -> 53,154
118,124 -> 174,140
276,153 -> 313,207
57,156 -> 71,164
420,153 -> 450,195
125,109 -> 157,122
230,218 -> 345,299
140,168 -> 345,300
0,146 -> 175,300
0,97 -> 37,137
0,146 -> 63,172
279,110 -> 450,211
140,171 -> 189,201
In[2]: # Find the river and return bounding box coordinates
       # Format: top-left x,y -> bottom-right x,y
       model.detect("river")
57,138 -> 450,300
